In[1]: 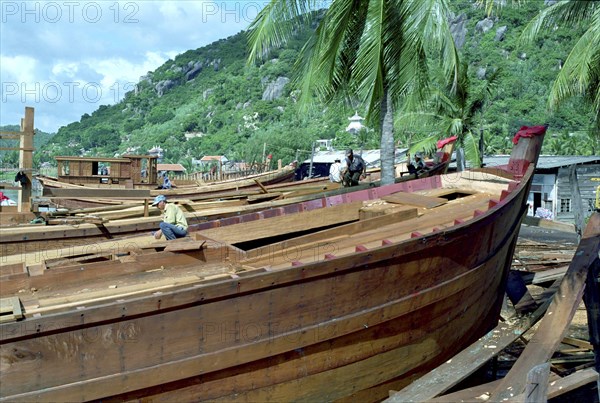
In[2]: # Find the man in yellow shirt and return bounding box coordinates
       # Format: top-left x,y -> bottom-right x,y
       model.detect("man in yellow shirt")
151,195 -> 188,240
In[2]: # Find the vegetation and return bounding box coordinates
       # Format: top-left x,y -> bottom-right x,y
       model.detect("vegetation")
248,0 -> 460,185
3,1 -> 595,173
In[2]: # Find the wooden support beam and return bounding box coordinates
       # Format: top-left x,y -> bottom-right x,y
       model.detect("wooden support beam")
386,303 -> 547,403
253,179 -> 269,194
489,212 -> 600,402
582,252 -> 600,376
524,363 -> 550,403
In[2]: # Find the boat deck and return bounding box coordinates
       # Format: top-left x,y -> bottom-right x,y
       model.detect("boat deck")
1,173 -> 511,320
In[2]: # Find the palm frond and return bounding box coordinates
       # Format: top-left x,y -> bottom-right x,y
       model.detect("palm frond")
462,131 -> 481,168
520,0 -> 596,46
352,0 -> 387,124
549,23 -> 600,110
247,0 -> 316,64
408,134 -> 438,157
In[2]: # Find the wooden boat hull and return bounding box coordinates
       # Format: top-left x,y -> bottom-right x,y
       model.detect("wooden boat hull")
37,166 -> 297,209
0,131 -> 545,401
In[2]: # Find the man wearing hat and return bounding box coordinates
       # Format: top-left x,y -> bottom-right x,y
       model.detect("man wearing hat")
151,195 -> 188,240
341,149 -> 366,187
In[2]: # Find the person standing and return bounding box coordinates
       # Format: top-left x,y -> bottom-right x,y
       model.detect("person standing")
151,195 -> 188,240
329,159 -> 342,183
342,149 -> 366,187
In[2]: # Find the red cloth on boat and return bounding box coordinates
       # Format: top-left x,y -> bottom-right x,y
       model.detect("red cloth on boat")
436,136 -> 458,149
512,125 -> 548,145
0,192 -> 8,202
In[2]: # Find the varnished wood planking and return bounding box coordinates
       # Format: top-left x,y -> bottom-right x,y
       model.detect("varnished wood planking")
199,201 -> 364,244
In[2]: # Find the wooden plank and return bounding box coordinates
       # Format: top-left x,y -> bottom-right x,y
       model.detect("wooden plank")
43,188 -> 152,198
199,201 -> 364,244
522,215 -> 576,233
0,296 -> 22,322
489,212 -> 600,402
359,203 -> 418,220
532,265 -> 569,284
382,191 -> 448,208
164,240 -> 206,252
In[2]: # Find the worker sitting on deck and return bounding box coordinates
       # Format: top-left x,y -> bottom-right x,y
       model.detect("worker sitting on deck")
329,159 -> 342,183
161,172 -> 172,189
408,153 -> 428,175
152,195 -> 188,240
341,149 -> 366,187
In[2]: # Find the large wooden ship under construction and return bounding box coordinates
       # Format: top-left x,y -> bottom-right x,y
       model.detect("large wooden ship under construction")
0,128 -> 547,401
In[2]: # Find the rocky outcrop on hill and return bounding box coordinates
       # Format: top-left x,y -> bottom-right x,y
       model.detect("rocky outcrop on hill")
155,80 -> 177,97
262,77 -> 290,101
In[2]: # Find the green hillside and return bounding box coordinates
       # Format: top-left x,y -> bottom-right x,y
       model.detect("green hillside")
33,1 -> 597,168
0,125 -> 54,167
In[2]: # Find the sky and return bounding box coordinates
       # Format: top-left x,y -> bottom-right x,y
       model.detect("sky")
0,1 -> 267,133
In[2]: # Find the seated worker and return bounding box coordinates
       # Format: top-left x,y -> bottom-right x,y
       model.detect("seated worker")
329,159 -> 342,183
162,173 -> 172,189
342,149 -> 366,187
151,195 -> 188,240
407,152 -> 428,175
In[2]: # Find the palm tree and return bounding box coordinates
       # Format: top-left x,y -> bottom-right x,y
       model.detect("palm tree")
396,61 -> 500,170
520,0 -> 600,135
247,0 -> 460,185
484,0 -> 600,136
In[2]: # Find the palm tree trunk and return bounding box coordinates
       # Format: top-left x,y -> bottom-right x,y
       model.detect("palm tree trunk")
380,87 -> 395,185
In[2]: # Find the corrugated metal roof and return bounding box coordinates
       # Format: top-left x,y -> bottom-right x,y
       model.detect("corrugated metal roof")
482,155 -> 600,169
301,148 -> 409,167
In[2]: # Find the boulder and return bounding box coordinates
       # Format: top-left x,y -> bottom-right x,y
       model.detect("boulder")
495,26 -> 507,42
449,13 -> 468,49
475,18 -> 494,34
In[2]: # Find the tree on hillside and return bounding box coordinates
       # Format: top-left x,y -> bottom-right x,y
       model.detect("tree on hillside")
247,0 -> 460,185
396,61 -> 500,170
520,0 -> 599,136
483,0 -> 600,137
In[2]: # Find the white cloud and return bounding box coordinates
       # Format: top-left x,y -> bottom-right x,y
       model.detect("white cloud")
0,1 -> 264,133
0,54 -> 38,84
51,62 -> 79,78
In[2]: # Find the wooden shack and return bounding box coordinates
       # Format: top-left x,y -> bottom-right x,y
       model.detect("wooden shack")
56,154 -> 158,188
